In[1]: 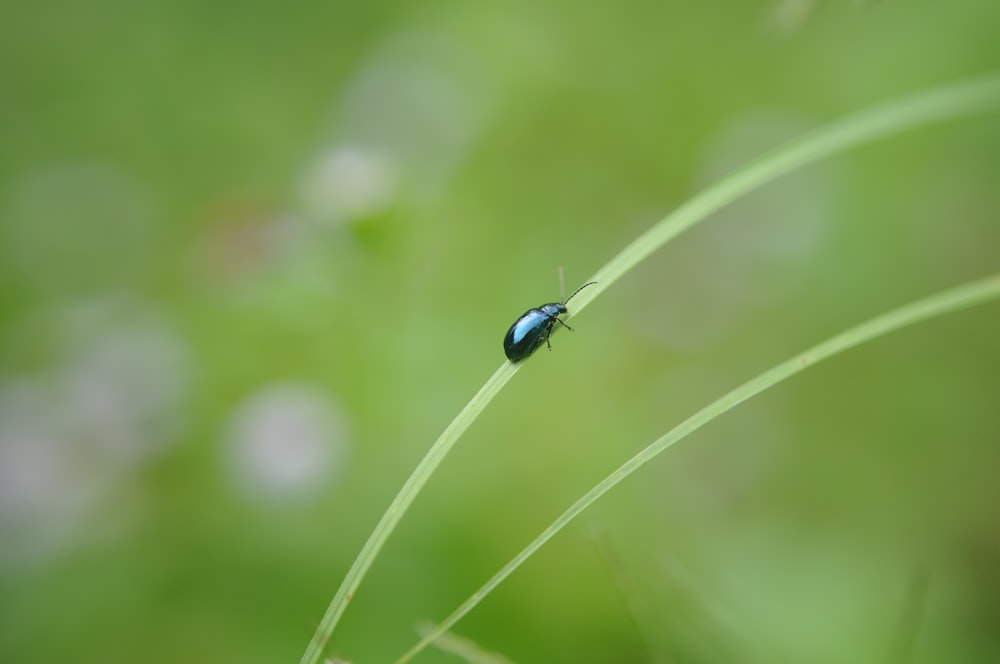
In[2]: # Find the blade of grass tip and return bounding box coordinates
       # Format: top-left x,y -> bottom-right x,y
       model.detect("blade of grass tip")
299,361 -> 517,664
415,622 -> 518,664
566,73 -> 1000,316
301,72 -> 1000,664
588,523 -> 662,663
886,565 -> 931,664
398,274 -> 1000,663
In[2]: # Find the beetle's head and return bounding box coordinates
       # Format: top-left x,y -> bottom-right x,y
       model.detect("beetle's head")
540,302 -> 567,317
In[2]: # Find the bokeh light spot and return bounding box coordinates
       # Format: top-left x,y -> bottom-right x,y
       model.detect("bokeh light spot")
223,383 -> 349,502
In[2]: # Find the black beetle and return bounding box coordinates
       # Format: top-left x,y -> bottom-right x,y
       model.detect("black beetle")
503,277 -> 597,362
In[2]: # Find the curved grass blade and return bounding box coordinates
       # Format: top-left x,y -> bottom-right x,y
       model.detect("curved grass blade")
300,73 -> 1000,664
298,362 -> 517,664
397,274 -> 1000,662
570,73 -> 1000,314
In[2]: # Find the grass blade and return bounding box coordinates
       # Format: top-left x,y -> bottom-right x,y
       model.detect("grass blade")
569,72 -> 1000,313
397,274 -> 1000,662
298,362 -> 516,664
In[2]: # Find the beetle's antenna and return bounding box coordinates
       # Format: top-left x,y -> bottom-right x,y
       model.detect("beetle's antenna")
565,280 -> 597,305
558,266 -> 566,301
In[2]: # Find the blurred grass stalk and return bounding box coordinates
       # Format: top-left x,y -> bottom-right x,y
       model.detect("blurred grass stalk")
399,274 -> 1000,663
301,72 -> 1000,664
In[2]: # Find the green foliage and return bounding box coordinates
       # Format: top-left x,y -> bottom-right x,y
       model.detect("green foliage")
303,76 -> 1000,664
3,2 -> 1000,664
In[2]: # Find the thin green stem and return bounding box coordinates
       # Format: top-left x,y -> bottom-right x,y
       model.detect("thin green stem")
398,274 -> 1000,663
570,73 -> 1000,314
298,362 -> 517,664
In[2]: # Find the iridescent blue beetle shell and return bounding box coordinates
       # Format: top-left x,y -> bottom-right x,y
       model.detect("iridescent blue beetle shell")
503,303 -> 568,362
502,280 -> 596,362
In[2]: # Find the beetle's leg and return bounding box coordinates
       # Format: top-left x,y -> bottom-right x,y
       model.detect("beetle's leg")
553,317 -> 574,332
542,323 -> 556,351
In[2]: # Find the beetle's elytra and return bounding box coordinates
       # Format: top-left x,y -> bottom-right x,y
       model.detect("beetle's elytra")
503,279 -> 597,362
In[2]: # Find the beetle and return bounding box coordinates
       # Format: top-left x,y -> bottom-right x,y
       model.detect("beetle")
503,276 -> 597,362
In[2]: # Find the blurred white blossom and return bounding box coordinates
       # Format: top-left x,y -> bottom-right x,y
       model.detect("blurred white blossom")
223,383 -> 349,501
0,300 -> 190,563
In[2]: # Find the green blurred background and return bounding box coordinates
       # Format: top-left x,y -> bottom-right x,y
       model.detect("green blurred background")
2,1 -> 999,662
